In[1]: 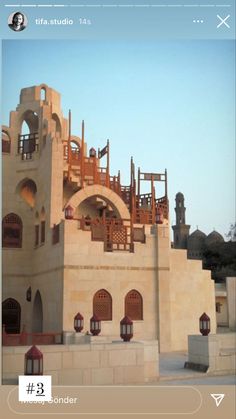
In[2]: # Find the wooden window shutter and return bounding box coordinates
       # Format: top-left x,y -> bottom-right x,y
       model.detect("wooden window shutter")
93,289 -> 112,321
125,290 -> 143,320
2,213 -> 22,248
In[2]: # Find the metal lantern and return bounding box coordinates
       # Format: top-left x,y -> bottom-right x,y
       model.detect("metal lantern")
65,205 -> 74,220
24,345 -> 43,375
199,312 -> 210,336
90,314 -> 101,336
156,207 -> 164,224
120,316 -> 133,342
74,312 -> 84,333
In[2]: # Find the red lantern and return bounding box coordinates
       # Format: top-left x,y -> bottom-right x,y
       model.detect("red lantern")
65,205 -> 74,219
25,345 -> 43,375
90,314 -> 101,336
156,207 -> 163,224
120,316 -> 133,342
74,312 -> 84,333
199,312 -> 210,336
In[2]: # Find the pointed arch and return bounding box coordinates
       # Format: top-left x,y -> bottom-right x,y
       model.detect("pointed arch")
125,289 -> 143,320
52,113 -> 62,136
32,290 -> 43,333
93,289 -> 112,321
20,110 -> 39,134
16,178 -> 37,208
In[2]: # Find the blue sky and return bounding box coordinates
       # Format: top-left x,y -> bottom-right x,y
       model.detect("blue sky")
2,40 -> 235,238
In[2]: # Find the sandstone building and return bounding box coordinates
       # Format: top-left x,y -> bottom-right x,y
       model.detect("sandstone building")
2,84 -> 216,352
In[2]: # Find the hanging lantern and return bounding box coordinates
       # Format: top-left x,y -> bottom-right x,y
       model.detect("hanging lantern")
199,312 -> 210,336
156,207 -> 164,224
90,314 -> 101,336
65,205 -> 74,219
74,312 -> 84,333
24,345 -> 43,375
120,316 -> 133,342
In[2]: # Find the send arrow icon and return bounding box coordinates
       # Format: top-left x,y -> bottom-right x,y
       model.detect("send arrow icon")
210,394 -> 225,407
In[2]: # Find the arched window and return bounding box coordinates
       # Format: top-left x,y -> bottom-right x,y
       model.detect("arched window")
2,131 -> 11,153
20,110 -> 39,135
2,298 -> 21,333
70,141 -> 80,161
17,178 -> 37,208
93,289 -> 112,320
125,290 -> 143,320
21,120 -> 30,136
40,207 -> 46,244
18,111 -> 39,160
52,113 -> 62,136
35,212 -> 39,247
40,87 -> 46,101
2,213 -> 23,248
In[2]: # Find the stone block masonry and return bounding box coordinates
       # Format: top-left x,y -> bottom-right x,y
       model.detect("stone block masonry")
3,340 -> 159,385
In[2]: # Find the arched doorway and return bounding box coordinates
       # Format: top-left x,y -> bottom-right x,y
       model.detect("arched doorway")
2,298 -> 21,333
32,290 -> 43,333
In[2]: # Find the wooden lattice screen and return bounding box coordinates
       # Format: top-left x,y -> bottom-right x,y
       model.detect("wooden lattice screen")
125,290 -> 143,320
2,213 -> 22,248
93,289 -> 112,320
2,298 -> 21,334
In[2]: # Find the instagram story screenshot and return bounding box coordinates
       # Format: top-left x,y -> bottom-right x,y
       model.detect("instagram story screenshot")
0,1 -> 235,419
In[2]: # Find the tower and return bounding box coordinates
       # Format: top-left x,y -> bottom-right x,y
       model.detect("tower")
172,192 -> 190,249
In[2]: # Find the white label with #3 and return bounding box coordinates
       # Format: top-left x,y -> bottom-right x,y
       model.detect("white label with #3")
18,376 -> 52,402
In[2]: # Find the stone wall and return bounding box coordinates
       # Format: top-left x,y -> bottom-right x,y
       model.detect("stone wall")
169,249 -> 216,351
3,340 -> 159,385
187,333 -> 236,373
226,277 -> 236,331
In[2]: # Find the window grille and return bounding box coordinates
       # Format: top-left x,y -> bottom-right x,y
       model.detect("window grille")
125,290 -> 143,320
93,289 -> 112,321
2,213 -> 22,248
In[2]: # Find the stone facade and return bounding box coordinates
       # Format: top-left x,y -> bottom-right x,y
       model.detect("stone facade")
2,84 -> 216,353
3,340 -> 159,385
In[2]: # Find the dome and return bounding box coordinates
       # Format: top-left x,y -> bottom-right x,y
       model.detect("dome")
187,229 -> 206,251
205,230 -> 224,246
176,192 -> 184,199
189,229 -> 206,239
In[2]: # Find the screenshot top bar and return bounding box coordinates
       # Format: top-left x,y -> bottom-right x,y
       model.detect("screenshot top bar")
0,0 -> 235,39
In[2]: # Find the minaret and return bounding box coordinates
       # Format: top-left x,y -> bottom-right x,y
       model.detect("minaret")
172,192 -> 190,249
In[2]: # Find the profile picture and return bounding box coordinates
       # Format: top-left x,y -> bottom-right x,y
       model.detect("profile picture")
8,12 -> 27,32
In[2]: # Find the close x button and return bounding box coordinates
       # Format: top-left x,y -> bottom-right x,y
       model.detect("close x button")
217,15 -> 230,29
